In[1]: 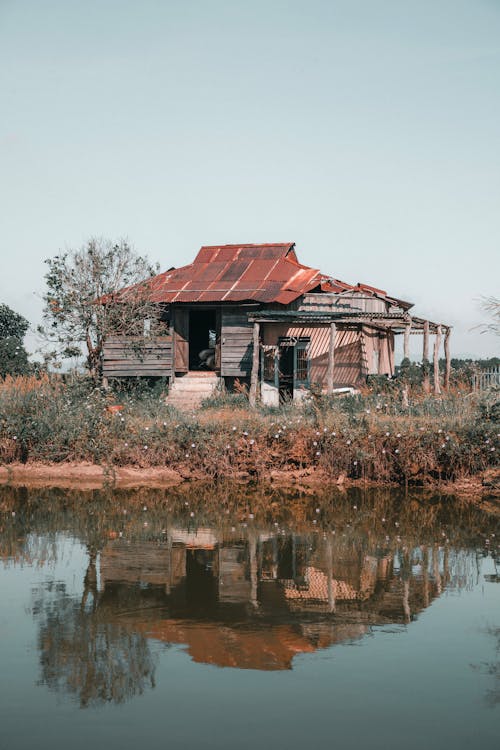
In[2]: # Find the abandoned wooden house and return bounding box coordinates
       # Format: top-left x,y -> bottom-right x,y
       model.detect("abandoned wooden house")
102,242 -> 451,407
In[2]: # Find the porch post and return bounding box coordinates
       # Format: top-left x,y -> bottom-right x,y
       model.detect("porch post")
249,321 -> 260,408
325,536 -> 335,613
403,319 -> 411,360
422,320 -> 430,393
326,322 -> 336,395
433,324 -> 442,395
444,328 -> 451,390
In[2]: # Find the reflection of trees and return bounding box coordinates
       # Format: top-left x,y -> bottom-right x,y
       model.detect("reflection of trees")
2,484 -> 498,691
33,552 -> 157,708
474,627 -> 500,708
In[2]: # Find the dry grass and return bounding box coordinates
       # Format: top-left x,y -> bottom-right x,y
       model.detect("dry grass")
0,375 -> 498,485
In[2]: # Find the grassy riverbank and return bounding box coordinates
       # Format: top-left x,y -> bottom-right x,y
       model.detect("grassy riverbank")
0,374 -> 498,490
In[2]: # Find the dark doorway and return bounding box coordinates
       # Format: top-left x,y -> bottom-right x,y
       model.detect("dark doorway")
185,549 -> 218,613
189,309 -> 217,370
278,345 -> 294,402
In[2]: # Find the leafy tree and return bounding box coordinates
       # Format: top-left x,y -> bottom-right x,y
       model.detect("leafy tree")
39,238 -> 160,380
0,303 -> 31,377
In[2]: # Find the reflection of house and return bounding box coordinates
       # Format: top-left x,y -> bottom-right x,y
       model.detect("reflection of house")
102,243 -> 451,405
98,528 -> 442,670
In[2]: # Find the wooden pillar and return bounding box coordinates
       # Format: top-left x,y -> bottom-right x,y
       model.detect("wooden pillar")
403,320 -> 411,360
326,537 -> 335,613
249,533 -> 258,608
422,320 -> 430,393
249,321 -> 260,408
422,546 -> 429,608
433,544 -> 442,595
444,328 -> 451,391
433,324 -> 442,395
326,322 -> 336,395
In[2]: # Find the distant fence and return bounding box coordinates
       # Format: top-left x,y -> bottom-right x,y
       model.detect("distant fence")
472,367 -> 500,391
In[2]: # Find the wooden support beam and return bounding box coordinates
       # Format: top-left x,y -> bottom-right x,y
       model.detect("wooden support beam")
249,321 -> 260,408
326,322 -> 336,395
403,320 -> 411,360
325,537 -> 335,614
444,328 -> 451,390
433,324 -> 442,395
422,320 -> 430,393
249,533 -> 258,608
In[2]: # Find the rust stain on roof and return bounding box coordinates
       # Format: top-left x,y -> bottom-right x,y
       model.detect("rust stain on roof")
146,243 -> 327,305
119,242 -> 414,308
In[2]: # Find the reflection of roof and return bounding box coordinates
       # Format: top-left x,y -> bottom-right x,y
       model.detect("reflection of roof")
139,620 -> 315,670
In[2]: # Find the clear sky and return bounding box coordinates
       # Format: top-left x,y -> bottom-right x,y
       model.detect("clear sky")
1,0 -> 499,359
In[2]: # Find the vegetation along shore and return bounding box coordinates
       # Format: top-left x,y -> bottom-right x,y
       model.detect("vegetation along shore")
0,374 -> 498,496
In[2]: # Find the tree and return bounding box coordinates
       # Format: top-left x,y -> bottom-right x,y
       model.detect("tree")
0,303 -> 31,377
39,238 -> 160,380
478,296 -> 500,336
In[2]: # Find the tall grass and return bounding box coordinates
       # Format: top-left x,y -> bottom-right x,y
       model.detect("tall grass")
0,374 -> 498,485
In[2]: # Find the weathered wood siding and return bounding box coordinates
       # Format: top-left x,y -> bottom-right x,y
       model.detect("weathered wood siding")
296,292 -> 389,314
362,327 -> 395,376
103,336 -> 173,378
220,311 -> 253,377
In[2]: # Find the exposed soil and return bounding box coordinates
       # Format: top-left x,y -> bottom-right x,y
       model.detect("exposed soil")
0,463 -> 184,490
0,462 -> 499,503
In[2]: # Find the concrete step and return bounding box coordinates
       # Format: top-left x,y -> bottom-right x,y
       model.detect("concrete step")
166,374 -> 221,410
169,383 -> 219,392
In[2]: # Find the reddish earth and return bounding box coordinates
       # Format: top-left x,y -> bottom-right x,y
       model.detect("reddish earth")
0,463 -> 498,501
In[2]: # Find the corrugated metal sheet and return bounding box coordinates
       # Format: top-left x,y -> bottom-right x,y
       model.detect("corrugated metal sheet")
146,243 -> 326,305
117,242 -> 414,310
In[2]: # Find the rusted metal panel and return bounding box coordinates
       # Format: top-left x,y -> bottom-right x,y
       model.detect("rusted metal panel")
262,324 -> 366,388
122,243 -> 417,315
141,243 -> 326,305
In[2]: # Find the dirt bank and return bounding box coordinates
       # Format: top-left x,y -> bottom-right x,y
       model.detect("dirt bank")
0,463 -> 184,490
1,462 -> 499,501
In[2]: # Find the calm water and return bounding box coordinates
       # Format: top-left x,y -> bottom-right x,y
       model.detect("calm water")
0,485 -> 499,750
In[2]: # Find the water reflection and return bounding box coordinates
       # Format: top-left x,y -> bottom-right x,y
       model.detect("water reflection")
33,578 -> 156,708
95,530 -> 445,670
1,485 -> 498,706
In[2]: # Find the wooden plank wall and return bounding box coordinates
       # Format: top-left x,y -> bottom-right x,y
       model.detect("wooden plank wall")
102,335 -> 173,378
220,311 -> 253,377
362,327 -> 395,376
297,292 -> 388,314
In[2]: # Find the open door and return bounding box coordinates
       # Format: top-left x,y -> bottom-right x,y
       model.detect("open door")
174,309 -> 189,372
269,337 -> 310,402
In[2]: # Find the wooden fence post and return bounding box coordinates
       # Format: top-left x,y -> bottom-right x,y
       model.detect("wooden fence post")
249,321 -> 260,408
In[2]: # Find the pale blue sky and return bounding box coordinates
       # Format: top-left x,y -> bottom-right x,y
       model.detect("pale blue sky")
1,0 -> 499,358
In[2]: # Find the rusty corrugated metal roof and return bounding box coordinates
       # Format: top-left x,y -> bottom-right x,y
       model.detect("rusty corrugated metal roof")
146,243 -> 327,304
114,242 -> 414,309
